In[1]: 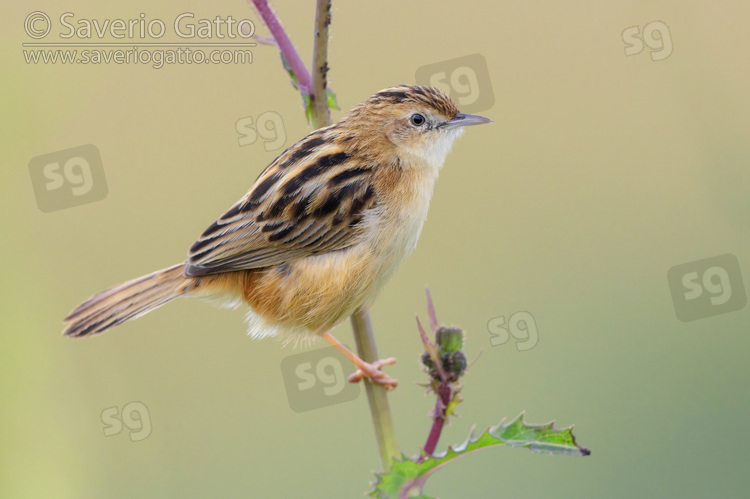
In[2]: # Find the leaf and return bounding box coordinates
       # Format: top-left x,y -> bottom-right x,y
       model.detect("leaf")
327,88 -> 339,110
302,93 -> 313,124
301,90 -> 338,125
280,52 -> 299,90
369,412 -> 590,498
278,50 -> 338,124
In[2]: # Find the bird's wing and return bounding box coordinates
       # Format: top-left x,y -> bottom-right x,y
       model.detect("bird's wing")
185,136 -> 377,277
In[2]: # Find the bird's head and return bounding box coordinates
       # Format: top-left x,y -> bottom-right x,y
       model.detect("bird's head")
343,85 -> 492,169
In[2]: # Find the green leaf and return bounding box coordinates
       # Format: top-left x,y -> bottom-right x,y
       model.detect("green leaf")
279,52 -> 299,91
302,93 -> 313,124
301,90 -> 338,125
277,50 -> 338,124
370,412 -> 590,498
280,51 -> 338,111
327,88 -> 339,110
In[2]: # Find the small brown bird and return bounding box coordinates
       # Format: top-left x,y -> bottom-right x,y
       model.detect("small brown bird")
63,85 -> 491,389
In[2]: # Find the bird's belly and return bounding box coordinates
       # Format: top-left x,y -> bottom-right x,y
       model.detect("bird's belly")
238,245 -> 379,335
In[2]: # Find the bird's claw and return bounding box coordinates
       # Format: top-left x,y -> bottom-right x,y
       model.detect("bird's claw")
347,357 -> 398,390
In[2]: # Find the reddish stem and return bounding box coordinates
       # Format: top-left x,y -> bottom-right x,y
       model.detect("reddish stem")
422,382 -> 452,458
249,0 -> 312,95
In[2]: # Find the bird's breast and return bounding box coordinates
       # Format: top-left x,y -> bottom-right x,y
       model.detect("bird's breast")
360,166 -> 439,277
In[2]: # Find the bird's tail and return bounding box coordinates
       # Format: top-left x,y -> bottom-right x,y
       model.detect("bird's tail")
63,263 -> 197,338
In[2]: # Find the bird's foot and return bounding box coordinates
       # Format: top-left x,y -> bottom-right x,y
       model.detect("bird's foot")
347,357 -> 398,390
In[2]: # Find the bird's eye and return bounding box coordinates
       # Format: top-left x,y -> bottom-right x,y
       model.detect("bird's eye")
410,113 -> 426,126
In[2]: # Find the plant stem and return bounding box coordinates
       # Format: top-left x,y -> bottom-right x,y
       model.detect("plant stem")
350,308 -> 400,469
250,0 -> 312,95
251,0 -> 399,471
310,0 -> 332,129
309,0 -> 399,470
417,291 -> 461,460
422,383 -> 451,457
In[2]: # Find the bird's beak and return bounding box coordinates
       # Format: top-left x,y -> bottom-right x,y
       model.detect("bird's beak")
444,113 -> 493,129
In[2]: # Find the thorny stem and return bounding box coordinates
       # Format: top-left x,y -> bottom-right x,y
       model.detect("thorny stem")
251,0 -> 399,471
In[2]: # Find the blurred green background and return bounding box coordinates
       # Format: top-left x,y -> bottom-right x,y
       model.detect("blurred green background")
2,1 -> 749,497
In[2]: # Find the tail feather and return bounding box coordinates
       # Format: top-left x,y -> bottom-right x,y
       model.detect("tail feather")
63,263 -> 195,338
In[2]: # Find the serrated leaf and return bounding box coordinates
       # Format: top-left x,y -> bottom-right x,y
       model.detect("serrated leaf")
370,412 -> 590,498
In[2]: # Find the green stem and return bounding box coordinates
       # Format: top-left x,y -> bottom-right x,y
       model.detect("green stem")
350,307 -> 400,469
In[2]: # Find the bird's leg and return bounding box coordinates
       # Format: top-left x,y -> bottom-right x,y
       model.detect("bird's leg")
321,332 -> 398,390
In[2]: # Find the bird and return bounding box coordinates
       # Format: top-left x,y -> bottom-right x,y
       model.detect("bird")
63,84 -> 492,390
